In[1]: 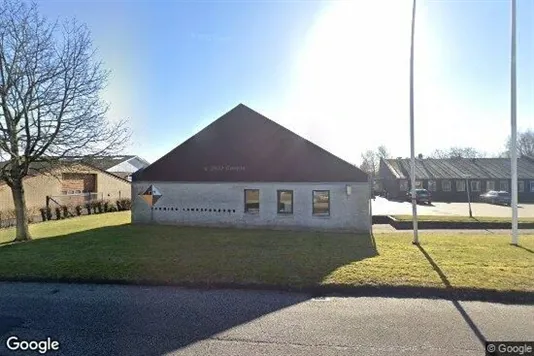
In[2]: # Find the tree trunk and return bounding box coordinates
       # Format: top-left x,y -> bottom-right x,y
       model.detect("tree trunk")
11,180 -> 32,242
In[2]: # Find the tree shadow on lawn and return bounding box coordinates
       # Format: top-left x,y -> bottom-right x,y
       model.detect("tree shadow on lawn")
0,224 -> 378,355
416,245 -> 487,347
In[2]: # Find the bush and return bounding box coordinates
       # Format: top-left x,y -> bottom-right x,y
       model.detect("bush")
62,205 -> 70,219
40,208 -> 47,222
90,201 -> 98,214
46,207 -> 52,220
75,205 -> 82,216
116,198 -> 131,211
85,203 -> 92,215
108,204 -> 118,212
55,207 -> 62,220
103,201 -> 110,213
96,200 -> 104,214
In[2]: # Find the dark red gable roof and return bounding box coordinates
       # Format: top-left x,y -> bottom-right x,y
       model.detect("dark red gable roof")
133,104 -> 368,183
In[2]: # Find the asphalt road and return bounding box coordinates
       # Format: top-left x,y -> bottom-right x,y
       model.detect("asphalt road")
0,283 -> 532,356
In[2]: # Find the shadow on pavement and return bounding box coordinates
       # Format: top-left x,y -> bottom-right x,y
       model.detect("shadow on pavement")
416,245 -> 487,346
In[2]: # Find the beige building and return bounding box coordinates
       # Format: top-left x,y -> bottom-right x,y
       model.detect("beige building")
0,163 -> 132,212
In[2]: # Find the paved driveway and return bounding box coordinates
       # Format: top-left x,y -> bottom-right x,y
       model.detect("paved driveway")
0,283 -> 533,356
372,197 -> 534,217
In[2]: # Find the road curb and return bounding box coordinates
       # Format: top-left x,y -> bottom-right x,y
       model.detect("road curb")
1,278 -> 533,305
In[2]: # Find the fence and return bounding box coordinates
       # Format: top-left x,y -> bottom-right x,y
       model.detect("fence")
46,193 -> 102,209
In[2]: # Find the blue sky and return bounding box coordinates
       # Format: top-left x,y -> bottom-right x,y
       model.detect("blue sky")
37,0 -> 533,164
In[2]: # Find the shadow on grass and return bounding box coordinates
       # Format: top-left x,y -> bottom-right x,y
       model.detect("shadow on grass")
416,245 -> 487,346
469,217 -> 494,233
0,223 -> 377,354
514,245 -> 534,254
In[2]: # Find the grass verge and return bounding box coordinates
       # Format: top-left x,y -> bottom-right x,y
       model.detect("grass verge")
0,212 -> 532,299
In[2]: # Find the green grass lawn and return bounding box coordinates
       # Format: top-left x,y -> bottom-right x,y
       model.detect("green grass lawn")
393,215 -> 534,223
0,211 -> 533,292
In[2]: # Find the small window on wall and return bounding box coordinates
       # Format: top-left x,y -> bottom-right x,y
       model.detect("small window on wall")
442,180 -> 451,191
456,180 -> 466,192
312,190 -> 330,216
277,190 -> 293,214
427,180 -> 437,191
500,180 -> 509,192
470,180 -> 481,192
399,180 -> 408,191
530,181 -> 534,193
518,181 -> 524,192
487,181 -> 495,191
244,189 -> 260,213
415,181 -> 423,189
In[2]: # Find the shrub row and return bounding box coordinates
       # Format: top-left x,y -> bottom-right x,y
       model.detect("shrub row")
38,198 -> 131,222
0,198 -> 132,226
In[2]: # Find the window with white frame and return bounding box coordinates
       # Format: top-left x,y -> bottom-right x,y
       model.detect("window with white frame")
519,180 -> 524,192
486,181 -> 495,191
428,180 -> 437,191
442,180 -> 451,191
415,180 -> 423,188
456,180 -> 466,192
500,180 -> 509,192
470,180 -> 481,192
399,180 -> 408,191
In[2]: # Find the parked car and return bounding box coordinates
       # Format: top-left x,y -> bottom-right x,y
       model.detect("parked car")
479,191 -> 511,205
405,188 -> 432,205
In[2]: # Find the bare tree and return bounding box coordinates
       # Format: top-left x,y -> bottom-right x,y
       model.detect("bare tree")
359,145 -> 391,175
0,1 -> 129,241
377,145 -> 390,160
504,129 -> 534,157
429,147 -> 484,159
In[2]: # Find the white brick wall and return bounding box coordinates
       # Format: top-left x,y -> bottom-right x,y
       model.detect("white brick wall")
132,182 -> 371,232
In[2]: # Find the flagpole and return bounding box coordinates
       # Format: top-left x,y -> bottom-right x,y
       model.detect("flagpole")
410,0 -> 419,244
510,0 -> 519,245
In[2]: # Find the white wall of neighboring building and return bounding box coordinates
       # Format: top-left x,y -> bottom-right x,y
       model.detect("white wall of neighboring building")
131,181 -> 371,232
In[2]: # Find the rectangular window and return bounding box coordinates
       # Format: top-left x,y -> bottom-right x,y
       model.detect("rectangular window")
500,180 -> 509,192
486,181 -> 495,191
442,180 -> 451,191
277,190 -> 293,214
244,189 -> 260,213
415,180 -> 423,188
428,180 -> 437,191
470,180 -> 481,192
399,180 -> 408,191
312,190 -> 330,216
456,180 -> 466,192
530,181 -> 534,193
519,180 -> 524,192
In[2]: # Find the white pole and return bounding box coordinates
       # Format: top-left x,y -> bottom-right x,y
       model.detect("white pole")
510,0 -> 519,245
410,0 -> 419,244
